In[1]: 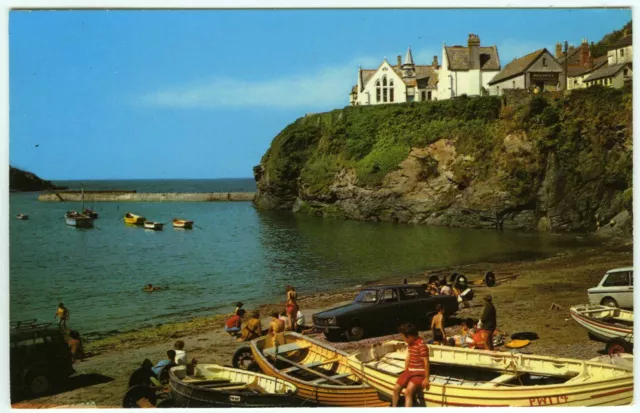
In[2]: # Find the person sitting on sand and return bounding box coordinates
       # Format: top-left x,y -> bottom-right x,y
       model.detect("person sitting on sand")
234,302 -> 244,315
152,350 -> 177,376
68,330 -> 85,363
174,340 -> 187,365
54,303 -> 69,329
225,309 -> 245,337
430,304 -> 446,345
440,283 -> 452,296
128,359 -> 158,388
269,311 -> 286,336
239,311 -> 262,342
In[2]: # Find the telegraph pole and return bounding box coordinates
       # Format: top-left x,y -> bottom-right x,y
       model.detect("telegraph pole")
564,41 -> 568,91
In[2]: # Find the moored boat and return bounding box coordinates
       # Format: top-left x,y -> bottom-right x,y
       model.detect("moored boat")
172,218 -> 194,229
124,213 -> 146,225
65,211 -> 94,228
346,340 -> 633,407
248,332 -> 389,407
169,364 -> 299,407
83,208 -> 99,219
570,304 -> 634,354
16,214 -> 29,220
143,221 -> 164,231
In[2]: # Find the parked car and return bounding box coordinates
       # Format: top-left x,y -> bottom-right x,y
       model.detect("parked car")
312,284 -> 458,341
10,320 -> 75,397
588,267 -> 633,309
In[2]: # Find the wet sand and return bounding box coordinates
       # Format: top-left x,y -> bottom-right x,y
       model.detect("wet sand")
13,242 -> 632,407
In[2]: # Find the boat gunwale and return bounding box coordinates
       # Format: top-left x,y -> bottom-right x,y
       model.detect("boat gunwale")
570,306 -> 634,334
249,332 -> 373,390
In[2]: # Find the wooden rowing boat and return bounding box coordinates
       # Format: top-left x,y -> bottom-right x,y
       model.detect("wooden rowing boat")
64,211 -> 94,228
346,340 -> 633,407
570,304 -> 633,350
169,364 -> 299,407
249,332 -> 389,407
143,221 -> 164,231
172,218 -> 193,229
124,213 -> 145,225
16,214 -> 29,220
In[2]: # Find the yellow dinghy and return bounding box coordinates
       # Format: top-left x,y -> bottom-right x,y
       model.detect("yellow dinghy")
124,212 -> 146,225
346,340 -> 633,407
249,332 -> 388,407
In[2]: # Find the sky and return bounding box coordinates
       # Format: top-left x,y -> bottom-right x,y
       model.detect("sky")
8,8 -> 632,180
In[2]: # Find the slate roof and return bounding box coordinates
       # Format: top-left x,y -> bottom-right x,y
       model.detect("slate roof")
583,63 -> 631,82
567,55 -> 608,78
558,46 -> 583,66
359,64 -> 438,91
445,46 -> 500,70
488,49 -> 547,85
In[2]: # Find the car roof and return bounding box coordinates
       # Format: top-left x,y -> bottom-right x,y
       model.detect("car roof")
607,267 -> 634,273
362,284 -> 424,290
10,327 -> 63,341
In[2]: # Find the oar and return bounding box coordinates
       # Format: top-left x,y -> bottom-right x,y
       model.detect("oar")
93,225 -> 102,231
195,224 -> 205,230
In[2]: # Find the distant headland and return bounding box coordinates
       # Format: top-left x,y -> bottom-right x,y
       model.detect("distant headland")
9,166 -> 68,192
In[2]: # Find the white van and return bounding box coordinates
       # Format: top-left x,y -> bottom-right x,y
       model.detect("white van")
587,267 -> 634,309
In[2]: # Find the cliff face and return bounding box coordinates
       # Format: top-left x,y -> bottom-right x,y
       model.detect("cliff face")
254,87 -> 632,237
10,167 -> 66,192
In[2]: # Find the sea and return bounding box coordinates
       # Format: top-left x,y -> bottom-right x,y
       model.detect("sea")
9,178 -> 594,338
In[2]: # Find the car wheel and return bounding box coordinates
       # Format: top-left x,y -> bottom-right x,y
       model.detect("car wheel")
454,274 -> 468,290
484,271 -> 496,287
601,298 -> 618,308
345,325 -> 365,341
232,346 -> 255,370
324,331 -> 343,342
26,369 -> 52,397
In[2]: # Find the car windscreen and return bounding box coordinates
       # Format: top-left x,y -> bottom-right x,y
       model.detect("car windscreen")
355,289 -> 379,303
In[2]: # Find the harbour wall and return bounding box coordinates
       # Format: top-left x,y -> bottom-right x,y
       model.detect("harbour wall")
38,192 -> 256,202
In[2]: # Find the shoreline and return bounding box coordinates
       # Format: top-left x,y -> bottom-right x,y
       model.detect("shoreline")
18,241 -> 632,407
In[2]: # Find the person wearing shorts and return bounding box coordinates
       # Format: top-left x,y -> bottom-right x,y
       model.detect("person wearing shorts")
392,323 -> 430,407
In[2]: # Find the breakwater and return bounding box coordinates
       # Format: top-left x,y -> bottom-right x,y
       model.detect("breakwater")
38,191 -> 256,202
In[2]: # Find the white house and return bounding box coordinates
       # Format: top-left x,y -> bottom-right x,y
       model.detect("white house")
583,32 -> 633,89
349,48 -> 439,106
436,34 -> 501,100
487,48 -> 564,95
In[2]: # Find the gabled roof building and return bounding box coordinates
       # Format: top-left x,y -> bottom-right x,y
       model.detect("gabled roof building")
487,48 -> 564,95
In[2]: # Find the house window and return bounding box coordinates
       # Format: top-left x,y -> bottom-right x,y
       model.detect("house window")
383,88 -> 387,102
542,57 -> 547,66
427,91 -> 432,100
624,68 -> 629,76
620,49 -> 624,57
389,80 -> 394,102
421,91 -> 426,101
512,80 -> 515,88
376,80 -> 381,103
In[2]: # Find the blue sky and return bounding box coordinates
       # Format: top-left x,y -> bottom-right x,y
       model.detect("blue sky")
9,8 -> 631,180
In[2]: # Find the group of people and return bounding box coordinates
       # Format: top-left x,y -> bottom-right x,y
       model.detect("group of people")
422,280 -> 463,298
392,295 -> 498,407
128,340 -> 189,388
224,285 -> 306,342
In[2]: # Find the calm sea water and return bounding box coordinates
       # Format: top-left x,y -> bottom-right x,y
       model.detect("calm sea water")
10,179 -> 592,336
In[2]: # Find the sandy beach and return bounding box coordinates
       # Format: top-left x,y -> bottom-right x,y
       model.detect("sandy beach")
12,241 -> 632,407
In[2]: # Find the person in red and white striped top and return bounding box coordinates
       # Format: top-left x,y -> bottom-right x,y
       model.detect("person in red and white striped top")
392,323 -> 430,407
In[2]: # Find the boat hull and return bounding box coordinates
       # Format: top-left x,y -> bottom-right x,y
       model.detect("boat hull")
65,215 -> 94,228
173,220 -> 193,229
144,222 -> 164,230
169,364 -> 299,408
570,305 -> 634,344
16,215 -> 29,220
124,214 -> 145,225
346,341 -> 634,407
249,332 -> 388,407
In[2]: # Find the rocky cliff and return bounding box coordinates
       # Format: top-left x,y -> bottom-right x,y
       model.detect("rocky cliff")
254,86 -> 632,237
10,166 -> 66,192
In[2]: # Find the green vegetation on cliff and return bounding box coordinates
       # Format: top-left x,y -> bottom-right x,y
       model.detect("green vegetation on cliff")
255,85 -> 632,233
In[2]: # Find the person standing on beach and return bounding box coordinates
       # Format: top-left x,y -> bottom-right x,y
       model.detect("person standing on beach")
480,295 -> 497,350
54,303 -> 69,329
392,323 -> 430,407
285,286 -> 299,332
430,304 -> 446,345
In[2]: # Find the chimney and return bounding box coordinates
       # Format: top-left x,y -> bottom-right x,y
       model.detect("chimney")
468,33 -> 480,69
397,55 -> 402,67
580,38 -> 590,67
432,55 -> 439,68
555,42 -> 563,58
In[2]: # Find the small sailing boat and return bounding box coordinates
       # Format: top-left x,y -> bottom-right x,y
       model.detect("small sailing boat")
144,221 -> 164,231
124,213 -> 146,225
16,214 -> 29,220
65,185 -> 94,228
172,218 -> 194,229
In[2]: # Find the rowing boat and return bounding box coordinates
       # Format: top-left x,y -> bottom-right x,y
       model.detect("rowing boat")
124,213 -> 146,225
346,340 -> 633,407
169,364 -> 299,407
16,214 -> 29,220
249,332 -> 388,406
143,221 -> 164,231
570,304 -> 633,353
172,219 -> 193,229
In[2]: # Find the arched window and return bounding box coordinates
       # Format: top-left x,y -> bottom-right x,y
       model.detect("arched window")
389,80 -> 394,102
376,80 -> 381,103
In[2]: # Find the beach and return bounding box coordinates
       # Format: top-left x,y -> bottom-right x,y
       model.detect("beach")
13,241 -> 632,407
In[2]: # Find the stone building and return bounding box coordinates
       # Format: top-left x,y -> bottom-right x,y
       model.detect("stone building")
349,48 -> 438,106
487,48 -> 564,95
436,34 -> 501,100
